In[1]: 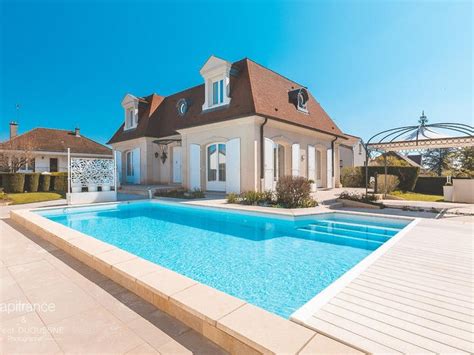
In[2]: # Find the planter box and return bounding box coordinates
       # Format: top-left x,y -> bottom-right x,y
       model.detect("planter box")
443,185 -> 454,202
336,198 -> 382,209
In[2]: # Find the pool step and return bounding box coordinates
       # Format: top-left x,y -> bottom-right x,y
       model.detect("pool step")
309,219 -> 400,236
303,224 -> 391,243
296,228 -> 383,250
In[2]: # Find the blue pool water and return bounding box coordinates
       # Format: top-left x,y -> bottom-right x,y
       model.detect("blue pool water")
38,201 -> 410,318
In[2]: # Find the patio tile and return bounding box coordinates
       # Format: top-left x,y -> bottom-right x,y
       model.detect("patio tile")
126,342 -> 160,354
158,329 -> 227,355
137,269 -> 197,299
0,271 -> 23,302
299,334 -> 364,354
49,306 -> 144,354
0,312 -> 62,353
171,283 -> 245,325
8,260 -> 68,292
217,303 -> 315,354
24,279 -> 97,325
0,296 -> 34,322
128,317 -> 177,350
144,309 -> 190,338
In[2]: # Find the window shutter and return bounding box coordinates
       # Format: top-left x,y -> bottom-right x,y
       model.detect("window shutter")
292,143 -> 300,176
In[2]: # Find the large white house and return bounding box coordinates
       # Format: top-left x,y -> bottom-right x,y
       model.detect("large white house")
108,56 -> 350,193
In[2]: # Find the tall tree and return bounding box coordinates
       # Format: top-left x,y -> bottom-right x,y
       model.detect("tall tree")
421,148 -> 455,176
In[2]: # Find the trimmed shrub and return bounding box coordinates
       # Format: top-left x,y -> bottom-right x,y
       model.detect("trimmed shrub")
39,174 -> 51,192
414,176 -> 471,195
240,191 -> 267,205
226,192 -> 240,204
4,173 -> 25,193
50,172 -> 68,192
341,167 -> 364,187
0,173 -> 7,190
275,176 -> 316,208
24,173 -> 40,192
339,190 -> 378,203
375,174 -> 399,193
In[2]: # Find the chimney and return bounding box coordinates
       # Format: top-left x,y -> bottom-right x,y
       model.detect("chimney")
74,127 -> 80,137
9,121 -> 18,139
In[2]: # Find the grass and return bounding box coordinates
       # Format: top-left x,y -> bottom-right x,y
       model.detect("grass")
390,191 -> 444,202
6,192 -> 64,205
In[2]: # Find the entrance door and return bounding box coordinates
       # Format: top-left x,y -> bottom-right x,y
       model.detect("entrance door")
206,143 -> 226,191
172,146 -> 182,184
126,148 -> 140,184
50,158 -> 58,172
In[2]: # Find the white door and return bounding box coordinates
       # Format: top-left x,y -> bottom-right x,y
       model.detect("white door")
316,149 -> 323,187
327,149 -> 333,188
225,138 -> 240,193
172,146 -> 182,183
307,145 -> 316,190
292,143 -> 300,176
264,138 -> 274,190
189,144 -> 201,190
206,143 -> 226,191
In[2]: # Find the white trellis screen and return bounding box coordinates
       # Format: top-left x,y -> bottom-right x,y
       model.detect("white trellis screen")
70,158 -> 115,187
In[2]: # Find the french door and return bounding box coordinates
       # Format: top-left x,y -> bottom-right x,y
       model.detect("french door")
206,143 -> 226,191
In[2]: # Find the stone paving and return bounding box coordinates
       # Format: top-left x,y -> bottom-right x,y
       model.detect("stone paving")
0,217 -> 226,354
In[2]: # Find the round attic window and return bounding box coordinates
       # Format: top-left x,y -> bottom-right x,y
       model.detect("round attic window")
297,88 -> 309,111
177,99 -> 188,116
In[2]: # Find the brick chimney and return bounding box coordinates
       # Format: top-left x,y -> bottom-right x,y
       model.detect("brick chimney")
9,121 -> 18,139
74,127 -> 80,137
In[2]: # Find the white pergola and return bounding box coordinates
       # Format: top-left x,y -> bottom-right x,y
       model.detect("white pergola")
364,113 -> 474,195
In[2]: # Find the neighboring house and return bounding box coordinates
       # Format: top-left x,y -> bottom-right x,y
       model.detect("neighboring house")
108,55 -> 348,193
0,123 -> 112,172
370,151 -> 423,168
340,133 -> 366,169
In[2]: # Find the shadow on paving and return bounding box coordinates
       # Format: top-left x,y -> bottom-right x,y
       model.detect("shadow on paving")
3,218 -> 227,355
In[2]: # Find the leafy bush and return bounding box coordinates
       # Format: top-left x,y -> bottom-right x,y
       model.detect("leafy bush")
339,191 -> 378,203
240,191 -> 266,205
375,174 -> 399,193
275,176 -> 316,208
226,193 -> 240,204
39,174 -> 51,192
24,173 -> 40,192
50,172 -> 68,192
189,188 -> 205,198
341,167 -> 364,187
3,173 -> 25,193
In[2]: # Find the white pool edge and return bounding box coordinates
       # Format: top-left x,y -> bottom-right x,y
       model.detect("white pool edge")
289,217 -> 421,324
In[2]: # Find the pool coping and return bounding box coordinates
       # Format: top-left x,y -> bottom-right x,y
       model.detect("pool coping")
10,200 -> 414,354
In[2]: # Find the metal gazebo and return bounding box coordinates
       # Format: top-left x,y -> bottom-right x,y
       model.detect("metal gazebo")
364,112 -> 474,196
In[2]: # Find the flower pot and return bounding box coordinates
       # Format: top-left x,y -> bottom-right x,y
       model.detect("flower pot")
443,185 -> 454,202
101,185 -> 111,191
88,184 -> 98,192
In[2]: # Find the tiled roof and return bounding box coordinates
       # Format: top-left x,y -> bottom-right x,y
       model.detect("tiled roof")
0,128 -> 112,155
108,58 -> 345,144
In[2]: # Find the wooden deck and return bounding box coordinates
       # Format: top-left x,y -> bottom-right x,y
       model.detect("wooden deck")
301,218 -> 474,354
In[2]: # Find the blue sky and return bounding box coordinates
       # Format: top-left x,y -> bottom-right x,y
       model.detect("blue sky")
0,0 -> 472,144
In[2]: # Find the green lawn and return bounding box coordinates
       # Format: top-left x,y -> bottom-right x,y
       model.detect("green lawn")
6,192 -> 64,205
390,191 -> 444,202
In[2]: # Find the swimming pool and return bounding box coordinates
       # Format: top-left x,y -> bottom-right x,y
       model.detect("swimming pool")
38,201 -> 410,318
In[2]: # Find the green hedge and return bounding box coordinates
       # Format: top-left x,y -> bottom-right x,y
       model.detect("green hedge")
39,174 -> 51,192
0,173 -> 7,190
3,173 -> 26,193
341,166 -> 420,191
414,176 -> 471,195
50,172 -> 68,192
24,173 -> 40,192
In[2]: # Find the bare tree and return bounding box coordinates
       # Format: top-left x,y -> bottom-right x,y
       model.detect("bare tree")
0,139 -> 36,172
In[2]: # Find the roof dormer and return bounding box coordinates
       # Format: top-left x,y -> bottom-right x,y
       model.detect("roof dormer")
200,55 -> 232,111
122,94 -> 139,130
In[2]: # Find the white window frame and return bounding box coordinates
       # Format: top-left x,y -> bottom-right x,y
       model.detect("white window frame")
124,107 -> 138,130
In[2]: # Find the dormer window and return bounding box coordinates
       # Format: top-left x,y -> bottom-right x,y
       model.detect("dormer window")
288,88 -> 309,113
212,79 -> 224,105
200,56 -> 232,111
122,94 -> 139,131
